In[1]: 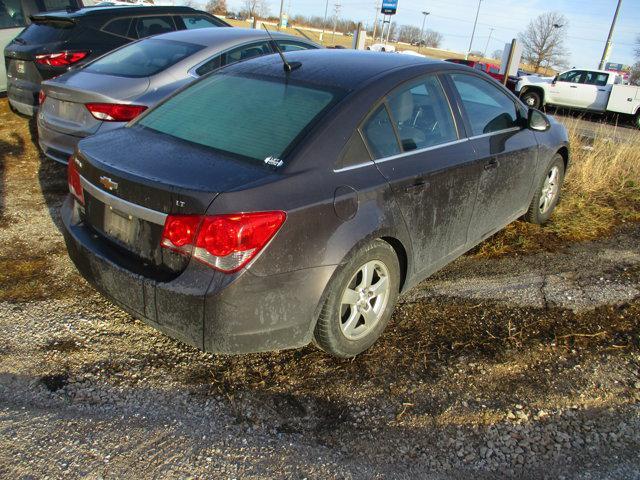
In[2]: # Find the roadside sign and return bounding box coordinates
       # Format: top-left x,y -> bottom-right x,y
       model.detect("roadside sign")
381,0 -> 398,15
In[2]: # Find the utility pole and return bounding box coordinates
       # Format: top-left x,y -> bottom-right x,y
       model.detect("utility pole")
483,27 -> 494,58
419,11 -> 430,52
320,0 -> 329,44
598,0 -> 622,70
278,0 -> 284,30
331,3 -> 341,44
465,0 -> 482,60
372,1 -> 380,45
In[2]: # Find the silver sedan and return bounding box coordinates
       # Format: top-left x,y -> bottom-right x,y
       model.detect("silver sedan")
37,27 -> 319,163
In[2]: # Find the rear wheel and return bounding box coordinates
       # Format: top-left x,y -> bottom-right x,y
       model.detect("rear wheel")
634,111 -> 640,130
313,240 -> 400,358
524,154 -> 565,225
521,89 -> 542,109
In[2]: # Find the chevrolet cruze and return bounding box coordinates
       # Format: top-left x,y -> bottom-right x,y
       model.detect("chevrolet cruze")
61,49 -> 569,358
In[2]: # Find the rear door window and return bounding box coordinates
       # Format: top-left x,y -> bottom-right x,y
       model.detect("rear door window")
178,14 -> 220,30
102,17 -> 133,38
362,105 -> 401,159
223,41 -> 272,65
449,73 -> 519,135
83,38 -> 204,77
131,16 -> 175,39
387,76 -> 458,151
276,40 -> 316,52
584,72 -> 609,86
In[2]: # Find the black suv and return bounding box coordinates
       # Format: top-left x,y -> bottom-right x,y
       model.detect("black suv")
4,5 -> 229,116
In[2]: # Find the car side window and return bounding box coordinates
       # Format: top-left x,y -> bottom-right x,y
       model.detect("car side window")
361,105 -> 401,159
450,73 -> 520,136
179,15 -> 220,30
195,55 -> 222,76
387,76 -> 458,151
276,40 -> 317,52
0,0 -> 26,28
132,16 -> 175,39
584,72 -> 609,87
557,70 -> 584,83
102,17 -> 133,38
223,41 -> 272,65
339,131 -> 372,169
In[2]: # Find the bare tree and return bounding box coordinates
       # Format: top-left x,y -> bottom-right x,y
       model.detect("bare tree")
183,0 -> 196,7
423,30 -> 442,48
518,12 -> 568,72
630,36 -> 640,86
205,0 -> 227,15
242,0 -> 269,19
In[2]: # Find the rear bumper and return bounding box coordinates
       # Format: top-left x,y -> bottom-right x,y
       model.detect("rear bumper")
37,117 -> 125,164
61,196 -> 331,354
7,79 -> 38,117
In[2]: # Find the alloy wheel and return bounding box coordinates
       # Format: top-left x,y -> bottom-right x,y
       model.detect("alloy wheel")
539,165 -> 560,214
339,260 -> 391,341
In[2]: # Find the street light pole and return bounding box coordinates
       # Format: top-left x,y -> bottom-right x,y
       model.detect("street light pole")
419,11 -> 430,52
372,1 -> 380,45
598,0 -> 623,70
483,27 -> 494,58
320,0 -> 329,44
465,0 -> 482,60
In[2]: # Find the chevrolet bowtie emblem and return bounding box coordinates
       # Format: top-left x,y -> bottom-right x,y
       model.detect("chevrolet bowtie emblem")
99,176 -> 118,191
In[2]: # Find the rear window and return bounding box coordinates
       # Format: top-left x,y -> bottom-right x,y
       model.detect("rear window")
83,39 -> 204,78
18,20 -> 75,43
138,73 -> 343,163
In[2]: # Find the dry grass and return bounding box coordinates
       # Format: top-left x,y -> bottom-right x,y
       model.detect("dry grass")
475,122 -> 640,257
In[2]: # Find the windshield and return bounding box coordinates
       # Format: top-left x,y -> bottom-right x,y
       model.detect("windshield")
84,39 -> 204,78
137,73 -> 343,163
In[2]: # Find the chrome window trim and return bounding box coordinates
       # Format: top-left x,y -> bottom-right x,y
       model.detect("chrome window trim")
334,138 -> 469,172
80,176 -> 167,226
467,126 -> 522,140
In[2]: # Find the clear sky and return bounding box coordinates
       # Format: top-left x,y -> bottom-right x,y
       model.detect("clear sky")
218,0 -> 638,69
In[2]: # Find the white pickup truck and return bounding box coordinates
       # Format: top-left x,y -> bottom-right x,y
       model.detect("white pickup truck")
515,69 -> 640,129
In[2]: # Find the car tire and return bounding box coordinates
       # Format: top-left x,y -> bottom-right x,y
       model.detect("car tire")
524,154 -> 565,225
313,239 -> 400,358
521,90 -> 542,109
634,111 -> 640,130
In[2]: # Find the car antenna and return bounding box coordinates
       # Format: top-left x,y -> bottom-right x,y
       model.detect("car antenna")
262,24 -> 302,73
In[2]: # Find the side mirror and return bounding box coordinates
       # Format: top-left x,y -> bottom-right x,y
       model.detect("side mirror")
528,108 -> 550,132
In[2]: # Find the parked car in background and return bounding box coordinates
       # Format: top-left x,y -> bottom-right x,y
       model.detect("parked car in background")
445,58 -> 520,92
61,49 -> 569,358
37,27 -> 318,163
0,0 -> 84,92
4,4 -> 228,116
516,68 -> 640,128
366,43 -> 395,52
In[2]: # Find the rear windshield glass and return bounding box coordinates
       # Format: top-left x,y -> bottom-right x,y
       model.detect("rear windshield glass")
137,74 -> 343,163
84,39 -> 204,78
18,20 -> 75,43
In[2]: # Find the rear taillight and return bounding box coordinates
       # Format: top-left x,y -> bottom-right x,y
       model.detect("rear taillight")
161,211 -> 286,273
38,90 -> 46,105
35,50 -> 89,67
85,103 -> 147,122
67,156 -> 84,205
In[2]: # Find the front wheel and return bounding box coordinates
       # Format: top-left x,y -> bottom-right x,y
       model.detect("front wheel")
521,90 -> 542,109
313,239 -> 400,358
524,154 -> 565,225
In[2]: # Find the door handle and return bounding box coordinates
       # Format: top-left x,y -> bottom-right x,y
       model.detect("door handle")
483,158 -> 498,171
598,88 -> 606,91
404,179 -> 428,192
570,85 -> 578,88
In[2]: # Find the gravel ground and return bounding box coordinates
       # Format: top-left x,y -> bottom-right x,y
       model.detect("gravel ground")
1,100 -> 639,479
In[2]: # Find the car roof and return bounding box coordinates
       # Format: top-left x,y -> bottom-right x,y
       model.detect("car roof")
226,49 -> 454,90
32,5 -> 201,19
153,27 -> 311,47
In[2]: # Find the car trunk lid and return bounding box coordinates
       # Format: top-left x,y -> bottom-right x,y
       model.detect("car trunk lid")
75,127 -> 276,275
42,74 -> 151,136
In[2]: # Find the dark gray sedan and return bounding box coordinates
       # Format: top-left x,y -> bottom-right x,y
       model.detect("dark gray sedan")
61,49 -> 569,358
37,27 -> 318,163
